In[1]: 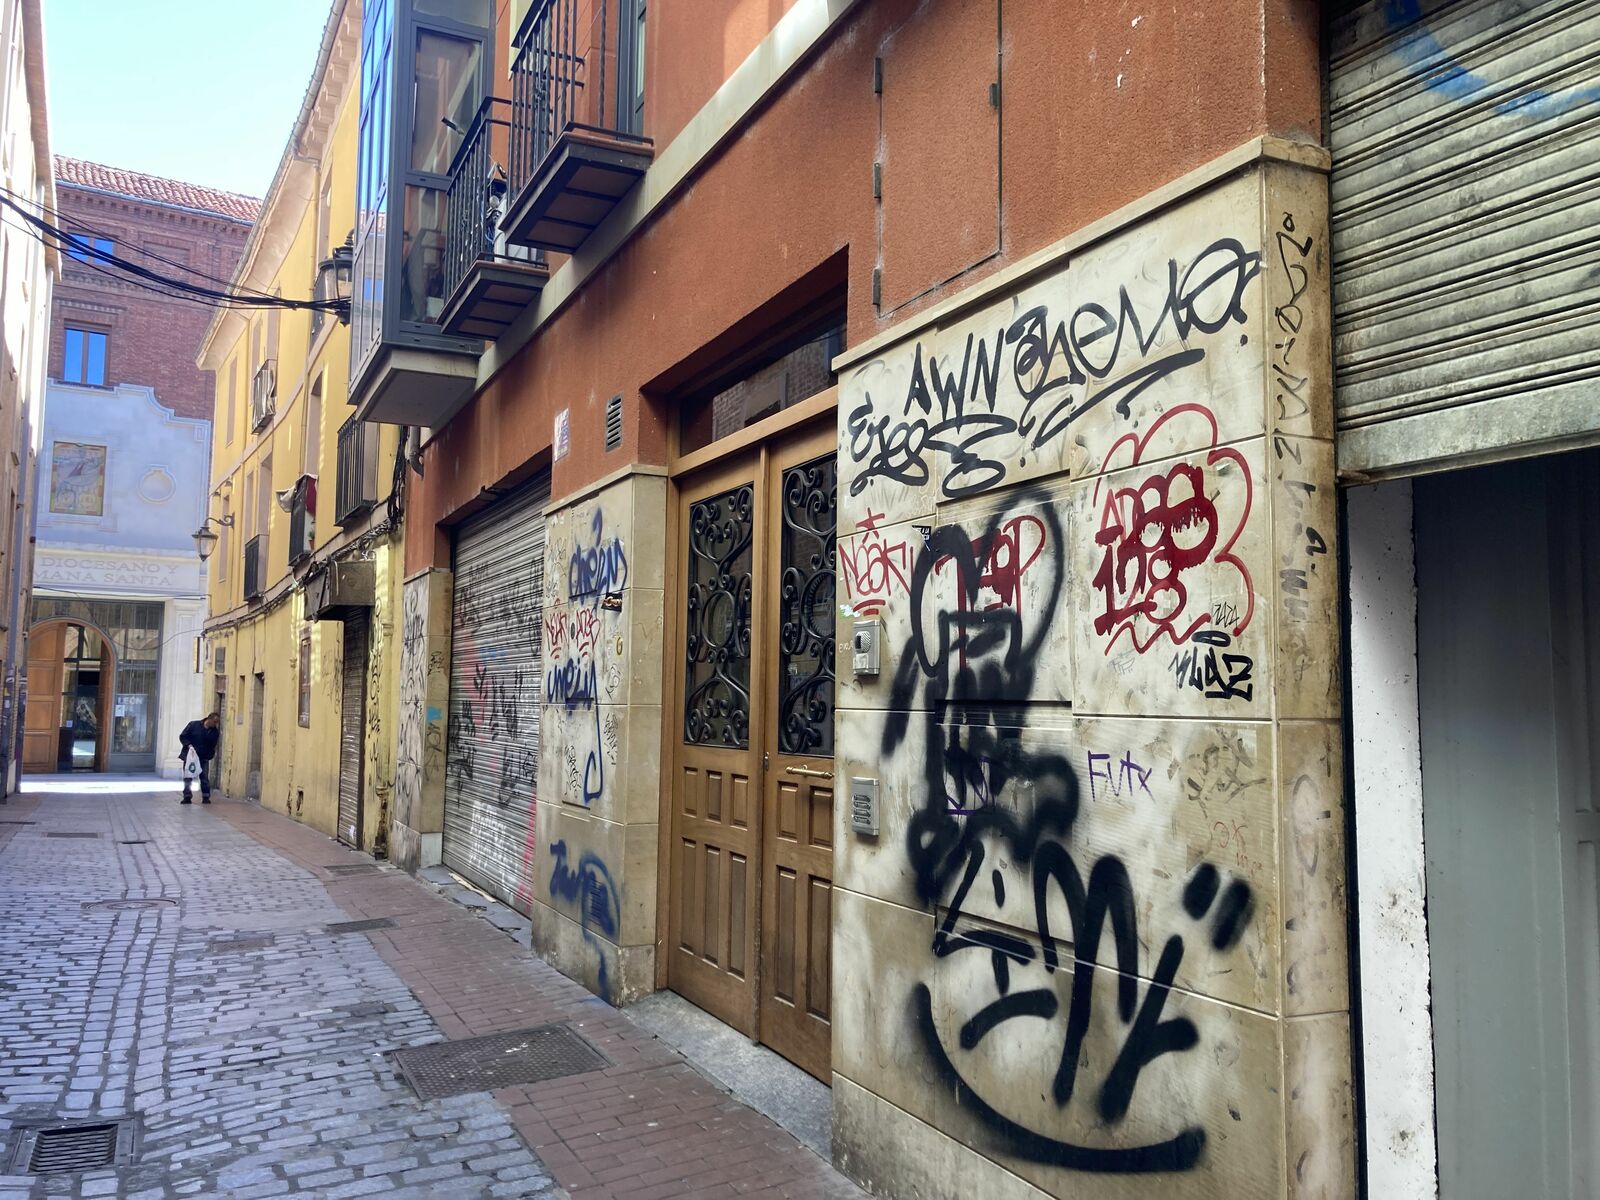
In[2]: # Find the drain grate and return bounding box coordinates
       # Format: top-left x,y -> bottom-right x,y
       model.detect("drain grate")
324,917 -> 396,935
324,863 -> 381,877
0,819 -> 35,825
206,934 -> 274,954
117,839 -> 149,845
46,832 -> 102,839
393,1024 -> 608,1100
82,898 -> 178,914
8,1118 -> 136,1174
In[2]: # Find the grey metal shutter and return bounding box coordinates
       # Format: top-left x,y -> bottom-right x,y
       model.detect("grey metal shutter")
1329,0 -> 1600,479
442,473 -> 549,910
338,612 -> 368,849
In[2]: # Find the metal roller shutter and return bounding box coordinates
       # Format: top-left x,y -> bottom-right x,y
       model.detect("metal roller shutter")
337,613 -> 368,849
1329,0 -> 1600,479
442,473 -> 549,909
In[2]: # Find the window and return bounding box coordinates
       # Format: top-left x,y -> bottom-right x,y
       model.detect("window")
218,498 -> 232,582
62,326 -> 108,386
619,0 -> 646,136
304,373 -> 324,477
298,634 -> 312,727
64,234 -> 114,265
678,317 -> 845,456
311,172 -> 334,340
48,442 -> 107,515
225,360 -> 237,444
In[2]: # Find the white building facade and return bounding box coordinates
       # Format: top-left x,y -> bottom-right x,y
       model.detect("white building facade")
29,381 -> 209,776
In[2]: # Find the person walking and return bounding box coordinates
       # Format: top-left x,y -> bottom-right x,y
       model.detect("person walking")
178,712 -> 221,804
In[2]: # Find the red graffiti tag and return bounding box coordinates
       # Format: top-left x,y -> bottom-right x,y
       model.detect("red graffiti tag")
1091,404 -> 1254,655
840,510 -> 919,615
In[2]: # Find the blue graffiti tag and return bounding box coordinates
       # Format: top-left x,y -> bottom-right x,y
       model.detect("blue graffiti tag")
1384,0 -> 1600,120
548,839 -> 621,994
567,510 -> 629,601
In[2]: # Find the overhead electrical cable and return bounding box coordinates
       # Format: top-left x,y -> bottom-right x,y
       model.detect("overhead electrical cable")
0,191 -> 343,316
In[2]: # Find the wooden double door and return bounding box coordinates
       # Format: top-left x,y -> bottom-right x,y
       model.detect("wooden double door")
668,422 -> 837,1080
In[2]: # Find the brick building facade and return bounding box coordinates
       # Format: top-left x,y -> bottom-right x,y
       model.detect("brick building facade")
48,158 -> 256,421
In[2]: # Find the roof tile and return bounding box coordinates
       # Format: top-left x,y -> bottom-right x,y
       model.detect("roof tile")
53,155 -> 260,223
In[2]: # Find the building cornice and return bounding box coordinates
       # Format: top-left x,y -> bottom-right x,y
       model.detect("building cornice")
195,0 -> 360,371
21,0 -> 56,277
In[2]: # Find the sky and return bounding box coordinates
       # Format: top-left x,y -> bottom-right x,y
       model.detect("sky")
44,0 -> 334,199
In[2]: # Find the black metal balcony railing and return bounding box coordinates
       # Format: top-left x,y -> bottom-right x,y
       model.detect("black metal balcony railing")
336,415 -> 378,525
288,479 -> 315,565
243,534 -> 264,601
442,97 -> 544,310
509,0 -> 597,196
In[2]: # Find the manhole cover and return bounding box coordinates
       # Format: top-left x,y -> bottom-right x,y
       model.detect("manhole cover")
324,863 -> 381,877
393,1024 -> 608,1099
324,917 -> 396,934
82,898 -> 178,914
8,1118 -> 137,1174
46,832 -> 102,839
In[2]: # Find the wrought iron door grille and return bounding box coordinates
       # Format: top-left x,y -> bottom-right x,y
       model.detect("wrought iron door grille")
684,484 -> 755,746
777,455 -> 837,755
393,1024 -> 608,1099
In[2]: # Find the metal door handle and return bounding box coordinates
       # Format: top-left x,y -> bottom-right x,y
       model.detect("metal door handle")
783,766 -> 834,779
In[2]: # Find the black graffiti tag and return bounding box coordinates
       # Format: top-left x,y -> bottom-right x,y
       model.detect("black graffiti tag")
889,493 -> 1254,1174
849,239 -> 1261,501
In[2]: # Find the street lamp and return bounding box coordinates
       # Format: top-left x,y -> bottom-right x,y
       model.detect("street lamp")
192,514 -> 233,562
316,231 -> 355,326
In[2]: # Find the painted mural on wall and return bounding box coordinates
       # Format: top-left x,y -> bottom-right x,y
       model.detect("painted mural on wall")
835,168 -> 1334,1192
48,441 -> 107,516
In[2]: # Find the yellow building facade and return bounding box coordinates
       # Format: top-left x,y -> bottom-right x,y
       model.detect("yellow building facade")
198,0 -> 404,852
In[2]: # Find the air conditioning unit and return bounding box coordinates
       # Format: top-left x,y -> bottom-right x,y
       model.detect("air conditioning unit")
251,359 -> 277,430
305,558 -> 375,622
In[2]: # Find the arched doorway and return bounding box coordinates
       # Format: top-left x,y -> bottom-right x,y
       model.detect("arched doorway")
23,619 -> 117,774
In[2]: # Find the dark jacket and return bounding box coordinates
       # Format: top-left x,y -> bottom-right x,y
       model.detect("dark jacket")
179,720 -> 220,763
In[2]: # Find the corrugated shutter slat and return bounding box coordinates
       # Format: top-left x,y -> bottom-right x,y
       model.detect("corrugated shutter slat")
442,474 -> 550,910
1330,0 -> 1600,476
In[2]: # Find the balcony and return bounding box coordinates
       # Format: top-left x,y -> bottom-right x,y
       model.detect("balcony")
440,97 -> 551,340
251,360 -> 277,431
287,476 -> 316,566
335,415 -> 379,525
243,535 -> 264,601
502,0 -> 653,253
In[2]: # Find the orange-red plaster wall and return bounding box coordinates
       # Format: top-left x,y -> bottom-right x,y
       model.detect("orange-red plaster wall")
407,0 -> 1321,573
647,0 -> 803,149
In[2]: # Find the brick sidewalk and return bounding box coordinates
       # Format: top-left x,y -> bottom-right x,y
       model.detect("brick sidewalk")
215,801 -> 865,1200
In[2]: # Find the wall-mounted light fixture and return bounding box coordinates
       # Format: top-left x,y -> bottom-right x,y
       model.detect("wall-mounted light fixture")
316,232 -> 355,326
191,513 -> 235,562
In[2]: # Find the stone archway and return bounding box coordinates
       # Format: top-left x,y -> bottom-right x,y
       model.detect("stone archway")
23,618 -> 118,774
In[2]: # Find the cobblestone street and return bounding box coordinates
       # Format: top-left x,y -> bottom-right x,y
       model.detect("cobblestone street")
0,783 -> 863,1200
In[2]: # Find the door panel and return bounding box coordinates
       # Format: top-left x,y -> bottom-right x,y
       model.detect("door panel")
23,624 -> 65,773
668,420 -> 836,1078
669,468 -> 763,1034
758,435 -> 837,1080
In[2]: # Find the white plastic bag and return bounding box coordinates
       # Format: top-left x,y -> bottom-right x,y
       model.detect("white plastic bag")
182,746 -> 201,779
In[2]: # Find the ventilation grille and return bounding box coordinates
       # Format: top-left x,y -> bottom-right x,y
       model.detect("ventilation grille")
605,394 -> 623,451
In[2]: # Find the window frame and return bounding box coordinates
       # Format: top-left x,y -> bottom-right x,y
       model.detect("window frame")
62,324 -> 109,386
